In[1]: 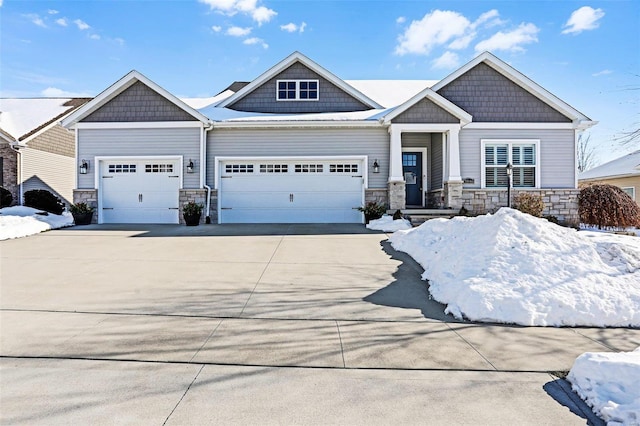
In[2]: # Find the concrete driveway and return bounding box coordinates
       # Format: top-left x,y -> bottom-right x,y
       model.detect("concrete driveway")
2,224 -> 636,424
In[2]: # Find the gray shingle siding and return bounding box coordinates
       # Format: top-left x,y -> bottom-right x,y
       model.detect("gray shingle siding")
227,62 -> 371,113
393,98 -> 459,124
26,125 -> 75,157
437,63 -> 571,123
83,81 -> 197,122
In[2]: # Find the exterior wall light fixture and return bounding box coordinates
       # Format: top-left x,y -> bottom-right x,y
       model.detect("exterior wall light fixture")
373,159 -> 380,174
187,159 -> 194,174
79,159 -> 89,174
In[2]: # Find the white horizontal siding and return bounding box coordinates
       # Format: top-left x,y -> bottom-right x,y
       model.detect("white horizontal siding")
77,128 -> 200,189
459,128 -> 576,189
21,147 -> 75,206
207,128 -> 389,188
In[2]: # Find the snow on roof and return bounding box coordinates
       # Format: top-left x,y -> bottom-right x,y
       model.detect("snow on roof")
198,105 -> 389,123
345,80 -> 436,108
579,150 -> 640,180
181,90 -> 235,110
0,98 -> 85,141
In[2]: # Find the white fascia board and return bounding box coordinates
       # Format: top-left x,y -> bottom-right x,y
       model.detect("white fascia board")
61,71 -> 211,128
389,123 -> 461,133
74,121 -> 204,129
212,120 -> 383,129
432,51 -> 594,123
382,88 -> 472,124
217,51 -> 383,109
463,122 -> 578,130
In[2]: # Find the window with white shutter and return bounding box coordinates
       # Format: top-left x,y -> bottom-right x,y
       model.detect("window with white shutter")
482,140 -> 539,188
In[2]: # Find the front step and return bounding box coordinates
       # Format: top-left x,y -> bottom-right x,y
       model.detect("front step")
386,209 -> 458,226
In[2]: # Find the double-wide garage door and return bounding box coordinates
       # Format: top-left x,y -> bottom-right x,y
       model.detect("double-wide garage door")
100,159 -> 180,224
219,159 -> 364,223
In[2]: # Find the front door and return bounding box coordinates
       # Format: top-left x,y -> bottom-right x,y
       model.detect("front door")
403,152 -> 423,206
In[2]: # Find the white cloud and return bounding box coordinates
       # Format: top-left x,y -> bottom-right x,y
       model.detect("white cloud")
55,18 -> 68,27
25,14 -> 47,28
395,10 -> 470,55
448,9 -> 505,50
243,37 -> 268,49
431,51 -> 460,70
199,0 -> 277,25
0,0 -> 3,8
212,25 -> 222,32
226,26 -> 252,36
48,9 -> 58,15
396,16 -> 406,24
89,34 -> 101,40
74,19 -> 90,30
280,22 -> 306,33
41,87 -> 92,97
474,22 -> 539,53
112,37 -> 125,46
562,6 -> 605,35
592,69 -> 613,77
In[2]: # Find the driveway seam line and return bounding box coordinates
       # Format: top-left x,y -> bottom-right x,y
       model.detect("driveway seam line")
238,234 -> 285,317
570,329 -> 619,352
162,364 -> 204,426
445,324 -> 499,371
0,355 -> 555,373
189,319 -> 225,362
334,321 -> 346,368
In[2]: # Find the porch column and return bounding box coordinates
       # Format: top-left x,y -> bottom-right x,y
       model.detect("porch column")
446,128 -> 462,182
444,127 -> 464,210
388,125 -> 406,210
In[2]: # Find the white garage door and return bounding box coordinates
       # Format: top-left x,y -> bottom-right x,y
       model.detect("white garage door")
219,159 -> 364,223
100,159 -> 180,224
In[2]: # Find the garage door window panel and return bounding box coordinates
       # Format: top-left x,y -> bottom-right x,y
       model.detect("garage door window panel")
330,164 -> 358,173
260,164 -> 288,173
108,164 -> 136,173
225,164 -> 254,174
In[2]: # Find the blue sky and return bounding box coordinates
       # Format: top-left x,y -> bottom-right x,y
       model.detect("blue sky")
1,0 -> 638,165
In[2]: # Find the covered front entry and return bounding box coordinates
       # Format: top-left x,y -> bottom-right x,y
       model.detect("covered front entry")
98,157 -> 181,224
402,150 -> 425,206
218,157 -> 365,223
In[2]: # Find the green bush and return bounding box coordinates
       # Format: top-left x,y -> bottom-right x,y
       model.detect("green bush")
358,201 -> 387,221
0,186 -> 12,208
23,189 -> 65,215
69,202 -> 94,214
578,184 -> 640,229
513,193 -> 545,217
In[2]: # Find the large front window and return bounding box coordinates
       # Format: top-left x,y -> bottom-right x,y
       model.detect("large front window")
483,141 -> 538,188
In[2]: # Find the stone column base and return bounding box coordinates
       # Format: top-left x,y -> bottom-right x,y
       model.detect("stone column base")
179,189 -> 207,225
388,181 -> 406,210
73,189 -> 98,224
444,181 -> 464,210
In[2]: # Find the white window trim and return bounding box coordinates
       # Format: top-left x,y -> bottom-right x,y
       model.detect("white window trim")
480,139 -> 540,189
622,187 -> 636,201
276,79 -> 320,102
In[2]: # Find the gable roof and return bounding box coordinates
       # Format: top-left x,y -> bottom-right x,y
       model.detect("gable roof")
579,150 -> 640,180
0,98 -> 90,143
61,70 -> 210,128
344,80 -> 435,109
217,51 -> 383,110
432,52 -> 595,127
382,88 -> 472,124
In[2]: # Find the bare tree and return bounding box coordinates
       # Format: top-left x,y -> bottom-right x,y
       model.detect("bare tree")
614,77 -> 639,148
577,133 -> 597,172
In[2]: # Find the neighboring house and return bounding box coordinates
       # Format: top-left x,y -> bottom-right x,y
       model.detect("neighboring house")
579,150 -> 640,204
0,98 -> 90,206
61,51 -> 595,225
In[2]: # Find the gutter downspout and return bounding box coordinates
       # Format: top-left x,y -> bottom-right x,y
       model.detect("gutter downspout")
9,143 -> 23,205
202,122 -> 214,224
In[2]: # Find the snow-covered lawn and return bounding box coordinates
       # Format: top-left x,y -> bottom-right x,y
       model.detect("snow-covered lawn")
568,348 -> 640,425
389,208 -> 640,327
0,206 -> 74,240
366,215 -> 412,232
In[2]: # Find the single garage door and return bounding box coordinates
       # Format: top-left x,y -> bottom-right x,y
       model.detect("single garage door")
100,159 -> 180,224
219,159 -> 364,223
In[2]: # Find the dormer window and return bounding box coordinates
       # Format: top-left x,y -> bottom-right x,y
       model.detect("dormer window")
277,80 -> 319,101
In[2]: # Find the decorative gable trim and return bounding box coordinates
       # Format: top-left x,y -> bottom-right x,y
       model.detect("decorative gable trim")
61,71 -> 211,128
432,52 -> 595,126
217,51 -> 383,110
382,88 -> 472,125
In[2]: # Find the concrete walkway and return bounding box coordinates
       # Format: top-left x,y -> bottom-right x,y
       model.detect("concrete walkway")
2,224 -> 637,424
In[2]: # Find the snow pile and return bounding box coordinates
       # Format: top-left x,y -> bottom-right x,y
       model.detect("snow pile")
0,206 -> 74,240
366,215 -> 412,232
568,348 -> 640,425
389,208 -> 640,327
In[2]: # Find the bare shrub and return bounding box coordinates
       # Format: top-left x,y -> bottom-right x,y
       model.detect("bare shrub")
578,184 -> 640,229
513,193 -> 545,217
